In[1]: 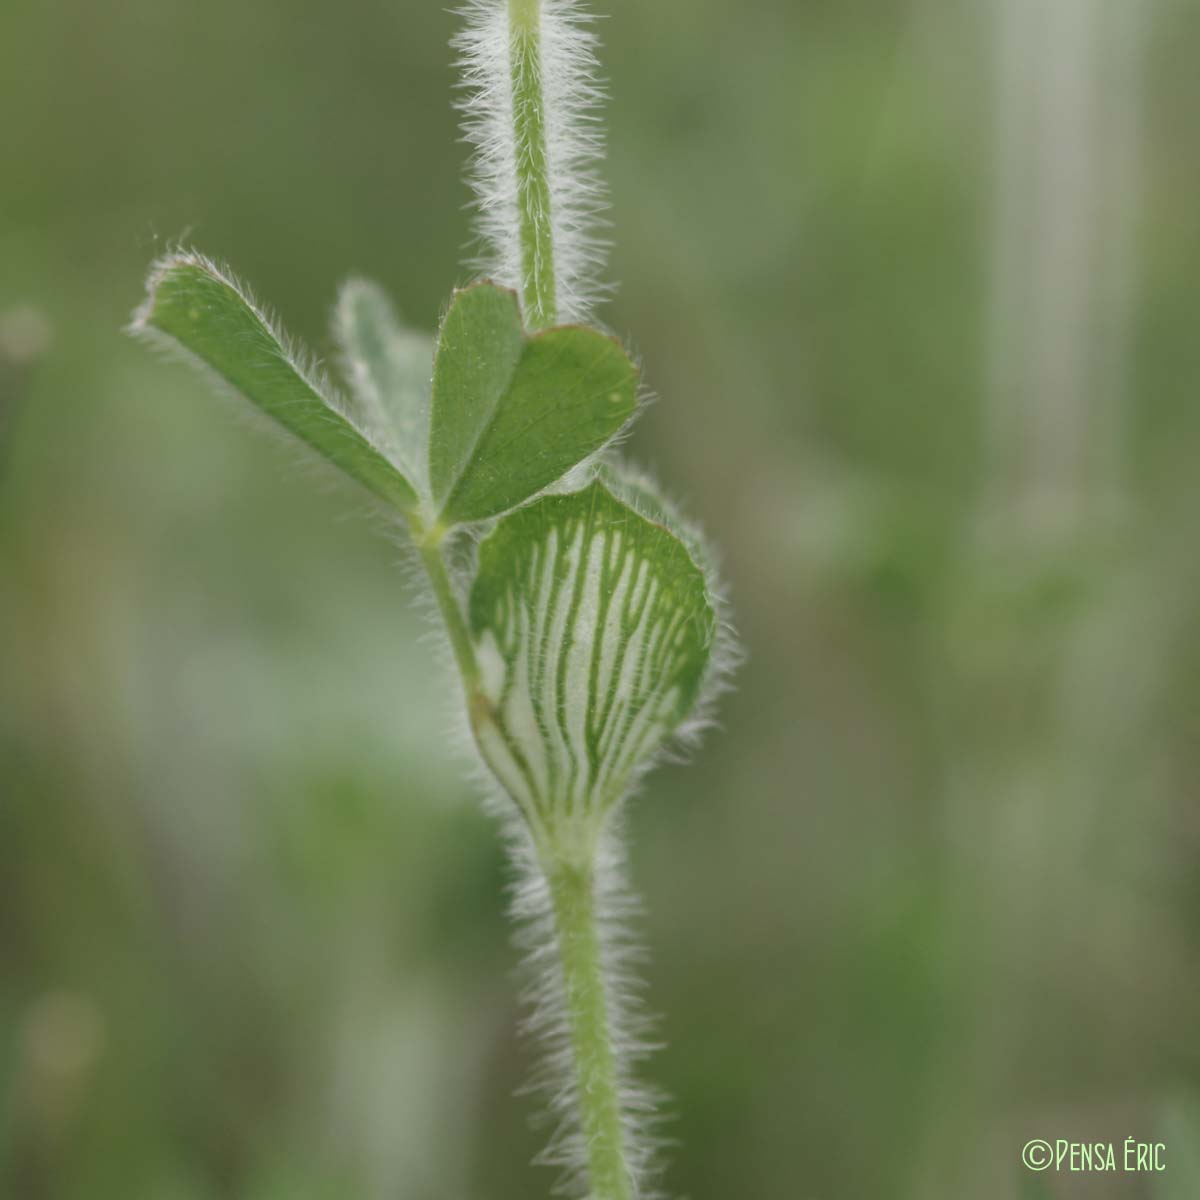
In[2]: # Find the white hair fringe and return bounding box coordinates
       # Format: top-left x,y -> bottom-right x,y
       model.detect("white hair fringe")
453,0 -> 611,326
503,812 -> 669,1199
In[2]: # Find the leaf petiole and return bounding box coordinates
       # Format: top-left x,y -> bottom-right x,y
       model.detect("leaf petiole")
410,517 -> 481,695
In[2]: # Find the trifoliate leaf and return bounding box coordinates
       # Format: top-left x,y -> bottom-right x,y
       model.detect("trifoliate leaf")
429,283 -> 638,525
469,481 -> 714,835
131,252 -> 419,512
333,278 -> 434,502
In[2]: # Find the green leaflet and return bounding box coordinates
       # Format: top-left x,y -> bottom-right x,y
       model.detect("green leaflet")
429,283 -> 638,525
333,278 -> 434,503
132,253 -> 419,513
469,482 -> 714,841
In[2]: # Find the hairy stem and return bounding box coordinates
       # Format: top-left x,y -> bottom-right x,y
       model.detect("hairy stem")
508,0 -> 557,328
545,857 -> 632,1200
413,517 -> 636,1200
414,525 -> 480,692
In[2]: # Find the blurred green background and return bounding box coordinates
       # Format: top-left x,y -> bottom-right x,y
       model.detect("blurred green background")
3,1 -> 1199,1197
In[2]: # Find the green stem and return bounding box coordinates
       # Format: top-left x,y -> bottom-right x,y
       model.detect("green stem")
545,857 -> 632,1200
411,528 -> 635,1198
413,523 -> 479,693
508,0 -> 557,328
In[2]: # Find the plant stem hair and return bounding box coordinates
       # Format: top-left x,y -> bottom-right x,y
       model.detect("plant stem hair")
454,0 -> 610,328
